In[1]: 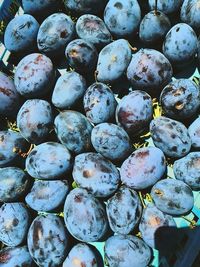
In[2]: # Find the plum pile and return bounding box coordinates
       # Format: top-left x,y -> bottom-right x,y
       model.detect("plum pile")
1,1 -> 200,267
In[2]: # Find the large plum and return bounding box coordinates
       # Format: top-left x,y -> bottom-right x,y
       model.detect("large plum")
115,90 -> 153,136
27,214 -> 69,266
181,0 -> 200,31
17,99 -> 53,144
26,142 -> 72,180
4,14 -> 39,53
91,123 -> 131,161
37,13 -> 75,56
52,71 -> 86,109
120,147 -> 166,190
72,152 -> 120,198
96,39 -> 132,83
0,202 -> 30,246
64,188 -> 108,242
174,152 -> 200,190
14,53 -> 55,98
151,179 -> 194,215
0,167 -> 29,202
150,116 -> 191,158
188,117 -> 200,148
54,111 -> 93,154
127,49 -> 173,93
160,79 -> 200,120
104,0 -> 141,37
83,83 -> 117,124
106,186 -> 142,234
148,0 -> 183,14
104,235 -> 152,267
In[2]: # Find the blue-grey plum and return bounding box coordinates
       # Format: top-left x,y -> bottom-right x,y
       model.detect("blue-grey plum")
148,0 -> 183,14
91,123 -> 132,161
17,99 -> 53,144
72,152 -> 120,198
27,214 -> 69,266
76,14 -> 112,48
83,83 -> 117,124
0,202 -> 30,246
173,152 -> 200,190
151,179 -> 194,215
160,79 -> 200,120
116,90 -> 153,136
106,186 -> 142,234
139,11 -> 171,44
54,111 -> 93,154
104,0 -> 141,37
14,53 -> 55,98
65,39 -> 98,74
127,49 -> 173,93
63,243 -> 97,267
120,147 -> 166,190
37,13 -> 75,56
96,39 -> 132,83
0,246 -> 33,266
105,235 -> 152,267
139,203 -> 176,248
162,23 -> 198,66
150,116 -> 191,158
0,167 -> 29,202
188,117 -> 200,148
63,0 -> 107,14
181,0 -> 200,31
0,72 -> 20,116
4,14 -> 39,53
64,188 -> 108,242
0,130 -> 29,167
25,180 -> 69,212
52,71 -> 86,109
26,142 -> 72,179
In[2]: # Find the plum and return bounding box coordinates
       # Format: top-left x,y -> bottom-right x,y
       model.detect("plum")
104,0 -> 141,37
150,116 -> 191,158
26,142 -> 72,180
0,203 -> 30,246
160,79 -> 200,120
151,178 -> 194,215
4,14 -> 39,53
120,147 -> 166,190
148,0 -> 183,14
0,167 -> 29,202
72,152 -> 120,198
76,14 -> 112,48
91,123 -> 132,161
54,110 -> 93,154
163,23 -> 198,66
63,243 -> 97,267
14,53 -> 55,98
106,186 -> 142,234
127,48 -> 173,93
105,235 -> 152,267
181,0 -> 200,31
174,152 -> 200,190
64,188 -> 108,242
65,39 -> 98,74
96,39 -> 132,83
17,99 -> 53,144
52,71 -> 86,109
116,90 -> 153,136
0,72 -> 20,117
37,13 -> 75,56
188,117 -> 200,148
83,83 -> 117,124
27,214 -> 69,266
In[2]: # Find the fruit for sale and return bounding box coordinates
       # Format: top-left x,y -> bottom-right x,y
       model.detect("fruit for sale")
64,188 -> 108,242
150,116 -> 191,158
72,152 -> 120,197
173,152 -> 200,190
181,0 -> 200,31
0,203 -> 30,246
148,0 -> 183,14
83,82 -> 117,124
188,117 -> 200,148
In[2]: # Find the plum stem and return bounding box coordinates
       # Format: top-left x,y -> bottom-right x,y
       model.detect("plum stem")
94,70 -> 98,82
181,216 -> 196,229
155,0 -> 159,15
139,191 -> 147,208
